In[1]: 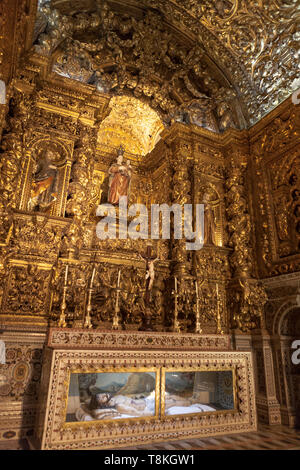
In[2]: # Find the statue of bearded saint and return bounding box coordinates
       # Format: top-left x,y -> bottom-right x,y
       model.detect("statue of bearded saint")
28,149 -> 59,212
107,145 -> 132,205
203,192 -> 217,246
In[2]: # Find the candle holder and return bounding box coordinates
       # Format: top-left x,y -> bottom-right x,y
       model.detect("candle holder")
83,287 -> 93,329
194,278 -> 203,334
216,283 -> 224,335
83,264 -> 96,329
172,277 -> 181,333
112,294 -> 121,330
58,285 -> 67,328
112,268 -> 122,330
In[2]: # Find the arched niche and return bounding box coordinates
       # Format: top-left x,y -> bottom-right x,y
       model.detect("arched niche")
19,138 -> 72,217
272,302 -> 300,426
196,182 -> 224,248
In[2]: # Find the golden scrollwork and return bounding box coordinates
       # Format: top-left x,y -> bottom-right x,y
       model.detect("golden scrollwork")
225,156 -> 254,277
229,278 -> 268,332
2,0 -> 300,444
32,1 -> 243,132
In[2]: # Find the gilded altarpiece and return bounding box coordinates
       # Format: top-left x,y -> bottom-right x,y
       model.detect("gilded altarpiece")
0,56 -> 268,443
249,99 -> 300,427
1,0 -> 300,447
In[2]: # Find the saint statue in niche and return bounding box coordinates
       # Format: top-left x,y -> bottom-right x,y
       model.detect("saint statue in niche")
28,148 -> 60,213
203,191 -> 217,246
107,145 -> 132,205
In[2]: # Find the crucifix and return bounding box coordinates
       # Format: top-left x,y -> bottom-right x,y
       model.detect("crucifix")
139,245 -> 158,305
138,245 -> 158,331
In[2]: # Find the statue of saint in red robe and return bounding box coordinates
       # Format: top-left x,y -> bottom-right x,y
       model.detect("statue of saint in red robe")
108,146 -> 132,205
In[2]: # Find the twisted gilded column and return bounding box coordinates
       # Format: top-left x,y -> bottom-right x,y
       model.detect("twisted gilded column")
225,146 -> 267,331
63,125 -> 97,259
0,91 -> 34,242
169,142 -> 193,277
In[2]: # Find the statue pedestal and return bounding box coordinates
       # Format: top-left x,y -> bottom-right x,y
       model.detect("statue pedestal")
138,307 -> 156,331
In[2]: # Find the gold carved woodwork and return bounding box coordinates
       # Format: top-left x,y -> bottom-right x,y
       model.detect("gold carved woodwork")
30,0 -> 300,131
2,12 -> 297,337
2,262 -> 52,318
1,0 -> 300,444
0,84 -> 271,336
250,102 -> 300,277
228,278 -> 268,332
225,155 -> 254,278
32,1 -> 244,132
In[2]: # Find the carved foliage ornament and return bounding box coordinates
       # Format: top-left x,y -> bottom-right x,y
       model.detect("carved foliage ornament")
33,0 -> 242,131
37,0 -> 300,125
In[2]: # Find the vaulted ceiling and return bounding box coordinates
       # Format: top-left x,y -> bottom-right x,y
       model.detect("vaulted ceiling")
28,0 -> 300,132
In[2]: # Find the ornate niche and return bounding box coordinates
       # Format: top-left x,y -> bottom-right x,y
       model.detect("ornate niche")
199,183 -> 224,248
269,152 -> 300,258
19,138 -> 72,217
1,262 -> 52,320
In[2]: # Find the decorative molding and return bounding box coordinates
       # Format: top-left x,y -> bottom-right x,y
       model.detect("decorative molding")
47,328 -> 231,351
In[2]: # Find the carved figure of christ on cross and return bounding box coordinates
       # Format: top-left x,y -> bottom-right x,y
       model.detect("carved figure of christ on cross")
139,245 -> 158,304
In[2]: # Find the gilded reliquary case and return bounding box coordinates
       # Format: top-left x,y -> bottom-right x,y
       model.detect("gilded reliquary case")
161,368 -> 236,418
65,367 -> 160,425
34,341 -> 256,450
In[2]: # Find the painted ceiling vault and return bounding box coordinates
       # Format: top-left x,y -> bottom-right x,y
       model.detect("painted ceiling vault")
31,0 -> 300,135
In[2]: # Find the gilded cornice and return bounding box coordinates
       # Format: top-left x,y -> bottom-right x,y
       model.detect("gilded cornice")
45,0 -> 300,127
161,121 -> 249,156
249,96 -> 300,141
28,0 -> 248,132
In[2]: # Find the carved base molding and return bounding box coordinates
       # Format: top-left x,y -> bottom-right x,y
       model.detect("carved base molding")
251,331 -> 282,426
0,402 -> 38,441
232,332 -> 252,352
0,329 -> 45,441
33,329 -> 257,450
256,398 -> 282,426
47,328 -> 231,351
279,406 -> 298,427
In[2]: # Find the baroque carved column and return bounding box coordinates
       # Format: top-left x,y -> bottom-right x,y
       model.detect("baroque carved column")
0,91 -> 34,242
168,132 -> 193,277
225,147 -> 267,331
225,152 -> 253,278
63,125 -> 97,259
225,144 -> 281,424
251,331 -> 282,425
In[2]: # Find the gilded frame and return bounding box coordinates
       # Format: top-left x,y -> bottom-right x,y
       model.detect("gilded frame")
63,366 -> 161,427
34,345 -> 257,450
161,366 -> 237,419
